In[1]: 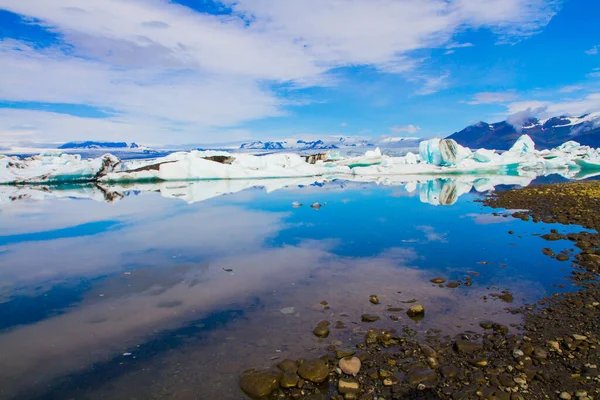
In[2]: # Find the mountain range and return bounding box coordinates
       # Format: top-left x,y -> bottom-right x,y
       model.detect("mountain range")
238,136 -> 419,151
447,112 -> 600,150
58,141 -> 143,150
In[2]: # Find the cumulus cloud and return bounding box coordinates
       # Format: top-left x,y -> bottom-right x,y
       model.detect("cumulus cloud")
390,124 -> 420,135
0,0 -> 563,144
467,91 -> 518,104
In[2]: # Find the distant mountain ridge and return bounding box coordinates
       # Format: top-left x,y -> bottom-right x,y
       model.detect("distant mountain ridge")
447,112 -> 600,150
59,141 -> 142,150
238,135 -> 419,151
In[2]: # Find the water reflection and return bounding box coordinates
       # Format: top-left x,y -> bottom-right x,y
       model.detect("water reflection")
0,178 -> 582,399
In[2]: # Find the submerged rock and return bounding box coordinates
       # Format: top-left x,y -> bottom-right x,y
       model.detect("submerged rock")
361,314 -> 380,322
369,294 -> 380,304
313,324 -> 330,338
239,369 -> 282,398
406,304 -> 425,318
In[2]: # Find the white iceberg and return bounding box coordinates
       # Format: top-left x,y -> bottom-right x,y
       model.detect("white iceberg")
1,134 -> 599,185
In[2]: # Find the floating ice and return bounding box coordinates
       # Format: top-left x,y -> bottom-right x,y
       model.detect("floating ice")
507,134 -> 536,154
2,135 -> 600,185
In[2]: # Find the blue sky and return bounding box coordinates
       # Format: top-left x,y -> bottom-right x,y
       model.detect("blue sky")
0,0 -> 599,146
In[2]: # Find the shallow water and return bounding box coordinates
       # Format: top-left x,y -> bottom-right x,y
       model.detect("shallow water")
0,177 -> 583,399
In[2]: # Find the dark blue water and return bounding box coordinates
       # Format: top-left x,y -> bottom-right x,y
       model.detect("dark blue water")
0,178 -> 585,399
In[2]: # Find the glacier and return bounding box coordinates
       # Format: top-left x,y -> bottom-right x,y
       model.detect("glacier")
1,134 -> 600,185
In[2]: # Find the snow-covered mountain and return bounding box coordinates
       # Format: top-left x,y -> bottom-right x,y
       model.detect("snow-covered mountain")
238,135 -> 419,151
448,112 -> 600,150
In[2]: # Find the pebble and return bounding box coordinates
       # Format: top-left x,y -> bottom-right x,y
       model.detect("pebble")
339,357 -> 361,376
297,359 -> 329,383
406,304 -> 425,318
559,393 -> 572,400
430,277 -> 446,284
369,295 -> 380,304
513,349 -> 524,358
361,314 -> 380,322
239,369 -> 282,398
313,324 -> 330,338
572,334 -> 587,341
338,377 -> 360,394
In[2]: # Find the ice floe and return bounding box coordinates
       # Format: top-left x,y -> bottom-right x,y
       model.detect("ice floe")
1,135 -> 600,185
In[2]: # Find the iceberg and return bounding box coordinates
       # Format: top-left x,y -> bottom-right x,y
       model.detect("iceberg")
419,138 -> 471,166
2,134 -> 600,185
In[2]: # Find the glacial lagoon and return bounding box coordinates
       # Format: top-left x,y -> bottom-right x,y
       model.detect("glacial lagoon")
0,176 -> 588,399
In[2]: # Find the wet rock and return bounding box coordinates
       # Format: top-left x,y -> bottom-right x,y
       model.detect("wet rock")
542,248 -> 556,257
430,278 -> 446,284
440,365 -> 460,378
406,367 -> 437,385
446,281 -> 459,288
479,320 -> 494,329
533,348 -> 548,359
454,339 -> 483,354
297,359 -> 329,383
541,233 -> 565,241
291,201 -> 302,208
279,372 -> 299,388
406,304 -> 425,318
338,377 -> 360,394
277,359 -> 298,373
335,348 -> 355,359
469,357 -> 488,367
310,202 -> 322,210
339,357 -> 361,376
280,307 -> 295,315
313,324 -> 330,338
556,253 -> 570,261
239,369 -> 282,398
418,343 -> 438,358
490,292 -> 514,303
369,295 -> 380,304
361,314 -> 380,323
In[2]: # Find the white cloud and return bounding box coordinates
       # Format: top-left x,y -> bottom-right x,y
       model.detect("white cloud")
415,73 -> 451,95
0,0 -> 563,144
585,45 -> 599,55
340,122 -> 348,127
390,124 -> 420,135
446,42 -> 475,49
587,69 -> 600,79
558,85 -> 585,93
467,91 -> 518,104
507,94 -> 600,117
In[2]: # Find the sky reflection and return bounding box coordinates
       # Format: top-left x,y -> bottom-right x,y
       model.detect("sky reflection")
0,177 -> 583,399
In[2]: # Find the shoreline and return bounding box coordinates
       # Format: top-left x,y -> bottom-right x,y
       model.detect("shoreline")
239,181 -> 600,400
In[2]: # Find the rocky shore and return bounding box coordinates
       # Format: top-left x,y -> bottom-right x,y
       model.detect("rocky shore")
238,181 -> 600,400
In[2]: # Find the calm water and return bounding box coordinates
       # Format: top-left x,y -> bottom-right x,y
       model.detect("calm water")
0,177 -> 582,399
